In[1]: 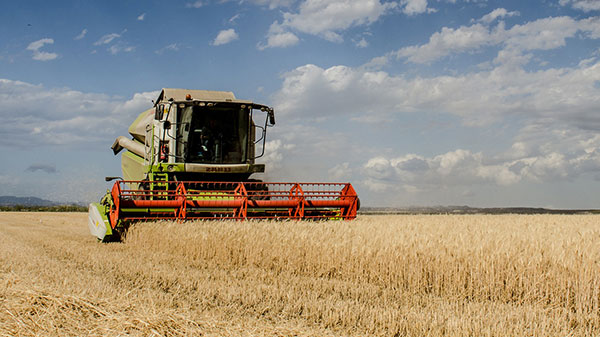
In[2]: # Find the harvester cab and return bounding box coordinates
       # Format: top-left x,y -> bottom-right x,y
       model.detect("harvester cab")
88,88 -> 358,242
111,89 -> 274,184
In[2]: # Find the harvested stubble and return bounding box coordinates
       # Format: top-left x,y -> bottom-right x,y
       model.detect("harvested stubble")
1,212 -> 599,336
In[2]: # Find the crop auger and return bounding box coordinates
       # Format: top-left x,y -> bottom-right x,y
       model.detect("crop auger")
88,88 -> 359,241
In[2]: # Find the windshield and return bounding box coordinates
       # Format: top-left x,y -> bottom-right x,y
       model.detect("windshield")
177,105 -> 249,164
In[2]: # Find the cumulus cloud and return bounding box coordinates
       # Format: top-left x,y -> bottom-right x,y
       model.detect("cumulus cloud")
265,32 -> 299,48
394,23 -> 490,64
328,162 -> 352,180
559,0 -> 600,12
393,15 -> 600,64
212,29 -> 239,46
283,0 -> 396,35
26,38 -> 58,61
261,0 -> 396,48
0,79 -> 157,148
253,118 -> 353,183
256,138 -> 297,179
258,23 -> 299,49
284,0 -> 396,36
260,140 -> 285,171
361,131 -> 600,194
478,8 -> 519,24
401,0 -> 435,15
263,9 -> 600,206
270,48 -> 600,201
274,56 -> 600,128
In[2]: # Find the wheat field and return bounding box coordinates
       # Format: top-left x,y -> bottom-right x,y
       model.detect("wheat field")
1,212 -> 599,336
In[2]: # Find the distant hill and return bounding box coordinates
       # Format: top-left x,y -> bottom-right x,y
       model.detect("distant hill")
0,196 -> 58,207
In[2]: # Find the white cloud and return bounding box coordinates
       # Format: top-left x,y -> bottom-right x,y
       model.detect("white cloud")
26,38 -> 58,61
401,0 -> 435,15
74,29 -> 87,40
361,137 -> 600,194
275,56 -> 600,128
155,43 -> 180,54
504,16 -> 583,51
137,13 -> 146,21
478,8 -> 519,24
31,52 -> 58,61
364,157 -> 394,179
560,0 -> 600,12
241,0 -> 295,9
94,32 -> 121,46
395,23 -> 491,64
108,43 -> 135,55
394,15 -> 600,64
284,0 -> 396,36
355,37 -> 369,48
259,139 -> 288,172
266,31 -> 300,48
92,30 -> 132,54
212,29 -> 239,46
258,23 -> 300,49
185,1 -> 205,8
0,79 -> 157,148
259,22 -> 300,49
229,14 -> 241,23
328,162 -> 352,181
255,120 -> 351,183
261,0 -> 397,47
269,53 -> 600,197
27,39 -> 52,52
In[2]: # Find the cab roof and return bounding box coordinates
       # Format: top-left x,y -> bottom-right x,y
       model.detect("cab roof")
155,88 -> 251,105
154,88 -> 273,113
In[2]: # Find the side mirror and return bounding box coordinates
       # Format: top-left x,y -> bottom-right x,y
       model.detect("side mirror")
268,110 -> 275,125
154,105 -> 164,120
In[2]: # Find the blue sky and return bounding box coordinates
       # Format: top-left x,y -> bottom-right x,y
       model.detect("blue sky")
1,0 -> 600,208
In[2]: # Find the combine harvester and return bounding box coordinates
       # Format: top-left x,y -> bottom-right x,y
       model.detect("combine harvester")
89,89 -> 359,241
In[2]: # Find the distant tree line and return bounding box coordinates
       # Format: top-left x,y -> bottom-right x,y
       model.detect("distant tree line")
0,205 -> 88,212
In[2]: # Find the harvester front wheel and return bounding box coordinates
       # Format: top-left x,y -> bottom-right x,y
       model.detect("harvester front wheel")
138,180 -> 150,200
101,229 -> 123,243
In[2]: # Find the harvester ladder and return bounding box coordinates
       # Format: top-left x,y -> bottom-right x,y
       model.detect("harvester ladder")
149,172 -> 169,199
